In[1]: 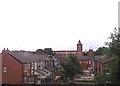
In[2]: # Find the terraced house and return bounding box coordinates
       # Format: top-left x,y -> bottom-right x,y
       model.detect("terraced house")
0,48 -> 61,84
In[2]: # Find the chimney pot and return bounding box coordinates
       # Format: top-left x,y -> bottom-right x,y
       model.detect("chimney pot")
88,49 -> 93,56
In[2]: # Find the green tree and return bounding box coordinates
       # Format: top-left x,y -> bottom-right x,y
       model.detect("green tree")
44,48 -> 54,55
94,46 -> 109,56
106,27 -> 120,57
109,59 -> 119,84
97,27 -> 120,85
62,54 -> 81,81
96,73 -> 107,84
106,27 -> 120,84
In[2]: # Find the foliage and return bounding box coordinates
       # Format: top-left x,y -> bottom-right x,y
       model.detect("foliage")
109,59 -> 119,84
96,73 -> 107,84
94,46 -> 109,56
83,51 -> 88,56
96,59 -> 119,84
97,27 -> 120,84
36,48 -> 55,56
106,27 -> 120,84
44,48 -> 55,55
61,54 -> 81,80
106,27 -> 120,57
95,61 -> 115,84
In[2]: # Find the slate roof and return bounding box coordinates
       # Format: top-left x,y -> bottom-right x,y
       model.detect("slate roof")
53,50 -> 77,52
77,56 -> 95,60
45,66 -> 55,72
56,55 -> 95,61
9,51 -> 50,63
56,56 -> 66,62
94,56 -> 115,63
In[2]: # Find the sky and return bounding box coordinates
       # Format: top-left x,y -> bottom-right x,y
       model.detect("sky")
0,0 -> 119,52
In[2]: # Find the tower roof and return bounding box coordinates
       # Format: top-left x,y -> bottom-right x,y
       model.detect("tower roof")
78,40 -> 81,44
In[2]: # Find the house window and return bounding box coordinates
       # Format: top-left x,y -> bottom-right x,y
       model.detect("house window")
35,62 -> 37,70
31,70 -> 34,75
3,66 -> 7,72
89,61 -> 91,64
86,61 -> 88,64
80,61 -> 82,64
55,62 -> 57,65
24,77 -> 27,83
31,63 -> 34,70
41,67 -> 43,69
38,65 -> 40,70
48,61 -> 51,66
83,61 -> 85,64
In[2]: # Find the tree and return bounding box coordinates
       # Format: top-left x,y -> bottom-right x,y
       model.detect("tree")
96,73 -> 107,84
97,27 -> 120,84
83,50 -> 88,56
44,48 -> 54,55
94,46 -> 109,56
106,27 -> 120,84
106,27 -> 120,57
61,54 -> 81,81
109,59 -> 119,84
36,49 -> 45,54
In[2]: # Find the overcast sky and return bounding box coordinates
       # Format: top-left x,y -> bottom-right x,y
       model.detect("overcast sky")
0,0 -> 119,52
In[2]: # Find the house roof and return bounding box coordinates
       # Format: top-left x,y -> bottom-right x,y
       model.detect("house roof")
94,56 -> 115,63
56,56 -> 67,62
45,66 -> 55,72
9,51 -> 50,63
78,40 -> 82,44
56,55 -> 95,61
53,50 -> 77,52
77,56 -> 95,60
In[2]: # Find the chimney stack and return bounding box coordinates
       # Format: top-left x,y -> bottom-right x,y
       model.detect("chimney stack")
2,48 -> 9,54
88,49 -> 93,56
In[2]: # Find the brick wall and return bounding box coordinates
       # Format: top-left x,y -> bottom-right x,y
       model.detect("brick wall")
2,48 -> 23,84
0,54 -> 2,84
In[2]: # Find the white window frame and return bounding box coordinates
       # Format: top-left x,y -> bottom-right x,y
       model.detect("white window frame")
89,61 -> 91,64
86,61 -> 88,64
3,66 -> 7,72
80,61 -> 82,64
